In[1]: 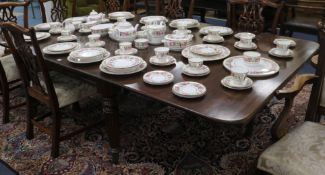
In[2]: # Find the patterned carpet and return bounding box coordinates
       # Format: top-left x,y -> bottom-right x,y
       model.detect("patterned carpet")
0,80 -> 311,175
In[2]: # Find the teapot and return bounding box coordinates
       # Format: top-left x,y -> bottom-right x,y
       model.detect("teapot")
145,22 -> 166,45
87,10 -> 104,23
108,17 -> 138,42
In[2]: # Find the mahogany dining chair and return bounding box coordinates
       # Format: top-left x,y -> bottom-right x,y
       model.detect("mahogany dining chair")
0,0 -> 30,124
0,22 -> 102,158
227,0 -> 284,34
257,21 -> 325,175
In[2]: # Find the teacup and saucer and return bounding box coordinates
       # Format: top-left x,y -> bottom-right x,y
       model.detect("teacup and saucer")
57,29 -> 77,42
149,47 -> 176,66
85,34 -> 105,48
182,58 -> 210,77
221,65 -> 253,90
203,28 -> 224,43
234,35 -> 257,50
115,42 -> 138,55
269,39 -> 293,58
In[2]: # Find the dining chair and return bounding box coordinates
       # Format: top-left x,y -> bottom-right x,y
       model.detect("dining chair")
0,22 -> 101,158
100,0 -> 130,14
0,0 -> 30,124
257,22 -> 325,175
280,1 -> 325,37
39,0 -> 74,22
227,0 -> 284,34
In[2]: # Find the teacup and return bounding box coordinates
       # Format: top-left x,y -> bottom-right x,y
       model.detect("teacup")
154,47 -> 169,62
231,66 -> 248,85
134,38 -> 149,49
239,35 -> 253,46
119,42 -> 132,53
188,58 -> 203,69
243,51 -> 261,64
80,23 -> 91,32
276,40 -> 290,54
61,29 -> 71,36
50,22 -> 62,30
88,34 -> 100,43
136,31 -> 147,39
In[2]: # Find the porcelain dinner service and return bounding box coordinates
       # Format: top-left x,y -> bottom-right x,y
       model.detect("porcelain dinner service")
108,11 -> 135,20
199,26 -> 233,36
269,39 -> 294,58
115,42 -> 138,55
234,35 -> 257,50
67,47 -> 110,64
169,19 -> 200,29
172,81 -> 207,98
143,70 -> 174,85
43,42 -> 81,55
134,38 -> 149,49
182,44 -> 231,61
182,58 -> 210,77
100,55 -> 147,75
223,55 -> 280,77
24,32 -> 51,42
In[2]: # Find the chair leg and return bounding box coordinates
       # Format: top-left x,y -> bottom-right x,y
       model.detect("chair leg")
51,111 -> 61,158
26,98 -> 37,139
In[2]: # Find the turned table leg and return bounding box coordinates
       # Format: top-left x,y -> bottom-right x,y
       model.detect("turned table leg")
98,83 -> 120,164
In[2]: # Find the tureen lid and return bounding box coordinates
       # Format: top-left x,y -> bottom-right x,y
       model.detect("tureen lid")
89,10 -> 98,16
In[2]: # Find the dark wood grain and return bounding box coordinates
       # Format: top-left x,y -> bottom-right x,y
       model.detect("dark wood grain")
40,18 -> 319,125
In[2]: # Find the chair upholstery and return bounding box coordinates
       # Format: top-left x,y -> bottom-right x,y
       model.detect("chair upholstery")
0,54 -> 20,82
283,16 -> 319,35
41,72 -> 97,108
258,121 -> 325,175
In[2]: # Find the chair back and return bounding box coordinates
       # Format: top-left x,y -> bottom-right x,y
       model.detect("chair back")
227,0 -> 284,34
0,0 -> 30,28
306,21 -> 325,121
39,0 -> 69,22
0,22 -> 59,108
163,0 -> 195,19
101,0 -> 129,14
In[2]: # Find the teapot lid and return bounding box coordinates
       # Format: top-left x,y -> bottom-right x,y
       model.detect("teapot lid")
89,10 -> 98,16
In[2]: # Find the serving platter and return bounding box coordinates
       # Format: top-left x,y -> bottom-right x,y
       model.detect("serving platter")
172,81 -> 206,98
169,19 -> 200,28
182,45 -> 230,61
199,26 -> 233,36
102,55 -> 143,73
140,16 -> 168,24
223,56 -> 280,77
100,61 -> 147,75
143,70 -> 174,85
68,48 -> 109,64
108,11 -> 135,20
190,44 -> 222,56
43,42 -> 80,55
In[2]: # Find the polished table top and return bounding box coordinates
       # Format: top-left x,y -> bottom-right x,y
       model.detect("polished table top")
40,18 -> 319,125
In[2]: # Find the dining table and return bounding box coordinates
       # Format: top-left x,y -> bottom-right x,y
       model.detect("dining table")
39,16 -> 319,163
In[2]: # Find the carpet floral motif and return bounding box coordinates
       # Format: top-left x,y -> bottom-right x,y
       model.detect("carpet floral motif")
0,82 -> 311,174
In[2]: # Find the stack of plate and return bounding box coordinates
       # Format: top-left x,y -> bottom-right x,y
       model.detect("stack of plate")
199,26 -> 233,36
108,11 -> 135,20
43,42 -> 81,55
100,55 -> 147,75
169,19 -> 200,28
182,44 -> 231,61
68,48 -> 110,64
24,32 -> 51,42
172,81 -> 206,98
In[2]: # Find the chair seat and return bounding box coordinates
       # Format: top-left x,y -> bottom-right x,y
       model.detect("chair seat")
257,121 -> 325,175
0,54 -> 20,82
283,17 -> 319,34
44,72 -> 97,108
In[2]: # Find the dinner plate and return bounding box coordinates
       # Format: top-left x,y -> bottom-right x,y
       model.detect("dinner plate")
143,70 -> 174,85
43,42 -> 80,55
182,45 -> 230,61
223,55 -> 280,77
108,11 -> 135,20
221,76 -> 253,90
100,61 -> 147,75
70,47 -> 108,60
169,19 -> 200,28
273,38 -> 296,47
102,55 -> 143,72
172,81 -> 206,98
68,49 -> 110,64
234,32 -> 256,39
199,26 -> 233,36
190,44 -> 222,56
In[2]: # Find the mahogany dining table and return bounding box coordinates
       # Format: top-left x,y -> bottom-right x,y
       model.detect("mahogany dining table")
39,17 -> 319,163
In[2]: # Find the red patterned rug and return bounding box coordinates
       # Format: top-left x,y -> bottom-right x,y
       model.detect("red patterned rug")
0,82 -> 311,175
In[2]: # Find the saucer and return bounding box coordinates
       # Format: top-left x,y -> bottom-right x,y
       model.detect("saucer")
57,35 -> 77,42
172,81 -> 206,98
221,76 -> 253,90
182,65 -> 210,77
85,41 -> 106,48
149,55 -> 176,66
268,48 -> 293,58
234,41 -> 257,50
203,35 -> 224,43
143,70 -> 174,85
115,48 -> 138,55
49,29 -> 62,35
79,29 -> 92,34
